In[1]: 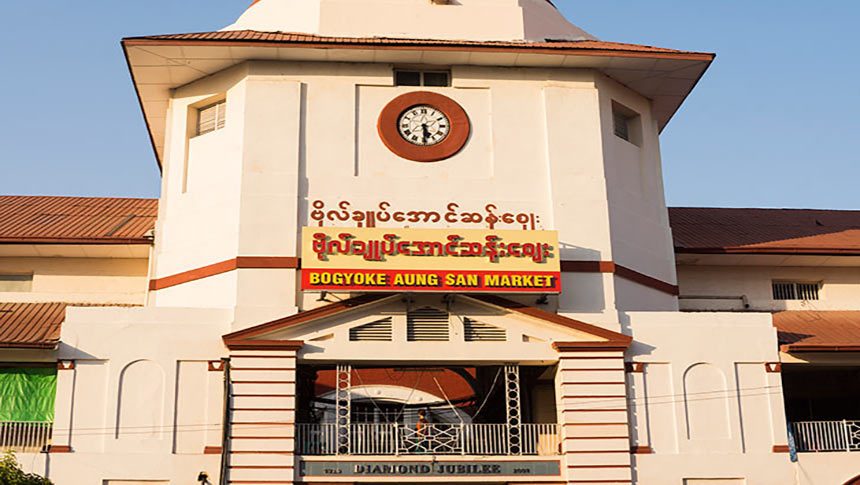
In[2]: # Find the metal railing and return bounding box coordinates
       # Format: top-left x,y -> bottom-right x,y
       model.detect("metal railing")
0,421 -> 53,453
790,420 -> 860,452
296,423 -> 559,456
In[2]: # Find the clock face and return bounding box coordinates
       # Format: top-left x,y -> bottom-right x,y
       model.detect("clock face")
398,105 -> 451,146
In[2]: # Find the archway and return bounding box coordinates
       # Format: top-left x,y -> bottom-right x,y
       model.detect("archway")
844,475 -> 860,485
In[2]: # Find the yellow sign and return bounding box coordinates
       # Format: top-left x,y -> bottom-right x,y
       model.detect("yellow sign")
301,227 -> 561,293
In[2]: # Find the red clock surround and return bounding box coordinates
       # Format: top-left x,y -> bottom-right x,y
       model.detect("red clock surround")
377,91 -> 471,163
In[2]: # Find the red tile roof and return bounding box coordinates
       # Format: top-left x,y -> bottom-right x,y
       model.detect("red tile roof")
0,196 -> 157,245
125,30 -> 713,60
0,302 -> 140,349
0,302 -> 67,349
670,207 -> 860,256
774,311 -> 860,352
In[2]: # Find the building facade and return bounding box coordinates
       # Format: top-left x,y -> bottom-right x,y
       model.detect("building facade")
1,1 -> 859,484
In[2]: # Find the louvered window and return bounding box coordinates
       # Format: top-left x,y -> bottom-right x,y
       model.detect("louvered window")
612,101 -> 641,146
772,281 -> 820,301
197,100 -> 226,136
349,317 -> 393,341
463,318 -> 506,342
407,307 -> 450,341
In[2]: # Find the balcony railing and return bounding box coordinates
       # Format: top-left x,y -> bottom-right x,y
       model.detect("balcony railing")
0,421 -> 52,453
790,420 -> 860,452
296,423 -> 560,456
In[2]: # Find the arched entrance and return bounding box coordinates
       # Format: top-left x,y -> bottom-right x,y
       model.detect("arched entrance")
844,475 -> 860,485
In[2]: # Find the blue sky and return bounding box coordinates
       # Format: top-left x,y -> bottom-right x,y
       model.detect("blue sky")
0,1 -> 857,209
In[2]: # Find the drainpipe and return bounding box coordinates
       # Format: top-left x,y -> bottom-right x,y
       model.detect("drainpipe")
219,358 -> 231,485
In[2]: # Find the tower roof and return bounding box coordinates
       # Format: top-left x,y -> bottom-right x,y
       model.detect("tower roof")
224,0 -> 596,42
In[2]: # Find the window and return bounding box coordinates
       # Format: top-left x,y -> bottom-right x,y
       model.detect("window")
0,274 -> 33,292
612,101 -> 642,146
773,281 -> 820,301
196,100 -> 226,136
395,70 -> 450,87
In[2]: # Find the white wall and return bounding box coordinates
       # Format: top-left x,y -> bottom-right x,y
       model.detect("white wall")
677,265 -> 860,311
626,311 -> 796,484
152,60 -> 680,328
0,257 -> 148,304
47,306 -> 233,484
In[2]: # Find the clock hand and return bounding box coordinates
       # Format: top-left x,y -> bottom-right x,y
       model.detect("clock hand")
421,123 -> 431,143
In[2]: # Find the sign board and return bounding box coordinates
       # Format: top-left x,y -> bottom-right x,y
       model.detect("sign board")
301,227 -> 561,293
299,460 -> 562,478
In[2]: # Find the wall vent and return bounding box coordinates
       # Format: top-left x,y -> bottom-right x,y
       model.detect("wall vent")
349,317 -> 393,341
464,318 -> 507,342
407,307 -> 450,341
772,281 -> 820,301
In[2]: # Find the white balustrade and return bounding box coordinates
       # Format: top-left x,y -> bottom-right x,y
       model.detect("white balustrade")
790,420 -> 860,452
295,423 -> 559,456
0,421 -> 53,453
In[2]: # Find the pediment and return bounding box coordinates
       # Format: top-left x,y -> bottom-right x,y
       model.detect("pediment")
223,294 -> 630,363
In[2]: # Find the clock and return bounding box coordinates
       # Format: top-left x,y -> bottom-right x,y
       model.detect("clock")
398,105 -> 450,146
378,91 -> 470,162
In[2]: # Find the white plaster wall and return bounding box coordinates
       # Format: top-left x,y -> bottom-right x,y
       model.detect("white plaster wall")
225,0 -> 595,42
626,311 -> 796,484
151,61 -> 690,323
0,257 -> 147,304
677,265 -> 860,311
47,306 -> 233,485
597,75 -> 678,311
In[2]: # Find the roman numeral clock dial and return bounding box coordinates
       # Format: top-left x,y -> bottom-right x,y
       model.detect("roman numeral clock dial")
399,106 -> 450,146
378,91 -> 471,163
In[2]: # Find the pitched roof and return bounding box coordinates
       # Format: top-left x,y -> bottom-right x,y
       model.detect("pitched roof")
669,207 -> 860,256
0,302 -> 141,349
774,311 -> 860,352
0,196 -> 157,245
0,302 -> 66,349
127,30 -> 711,59
223,293 -> 631,350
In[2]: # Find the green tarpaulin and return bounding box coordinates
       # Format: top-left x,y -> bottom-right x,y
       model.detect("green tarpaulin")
0,368 -> 57,422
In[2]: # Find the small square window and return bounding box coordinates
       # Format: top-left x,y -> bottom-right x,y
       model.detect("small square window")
394,70 -> 422,86
611,101 -> 642,146
0,274 -> 33,292
197,100 -> 226,136
422,71 -> 450,87
394,69 -> 450,87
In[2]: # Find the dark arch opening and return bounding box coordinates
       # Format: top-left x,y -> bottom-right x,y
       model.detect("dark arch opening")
843,475 -> 860,485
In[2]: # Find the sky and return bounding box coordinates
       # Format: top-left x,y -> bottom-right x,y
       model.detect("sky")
0,1 -> 857,209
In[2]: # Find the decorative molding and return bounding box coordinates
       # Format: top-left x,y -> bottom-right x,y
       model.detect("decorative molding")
765,362 -> 782,373
560,260 -> 679,296
48,445 -> 72,453
625,362 -> 646,373
148,256 -> 678,296
208,360 -> 226,372
224,339 -> 304,351
553,341 -> 631,352
149,257 -> 300,291
203,446 -> 223,455
57,360 -> 75,371
631,445 -> 653,454
772,445 -> 791,453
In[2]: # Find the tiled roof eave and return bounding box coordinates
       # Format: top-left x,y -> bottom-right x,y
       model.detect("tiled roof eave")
122,30 -> 715,61
675,246 -> 860,256
0,238 -> 153,245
